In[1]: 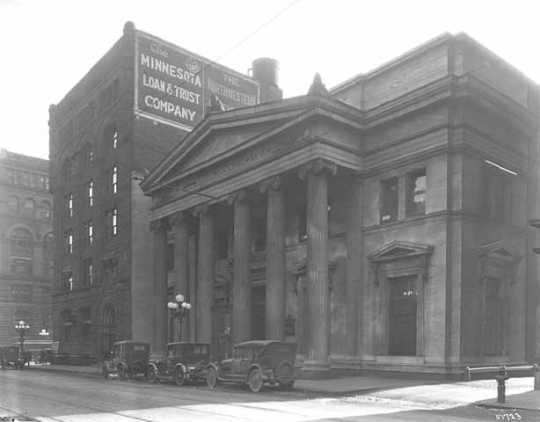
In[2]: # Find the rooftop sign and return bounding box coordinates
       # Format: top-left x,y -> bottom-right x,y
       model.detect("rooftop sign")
134,32 -> 260,131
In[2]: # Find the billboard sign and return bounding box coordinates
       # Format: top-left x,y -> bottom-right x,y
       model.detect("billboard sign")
135,32 -> 259,131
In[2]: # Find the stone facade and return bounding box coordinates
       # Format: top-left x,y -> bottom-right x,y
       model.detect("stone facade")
49,23 -> 272,357
0,149 -> 53,351
143,33 -> 540,375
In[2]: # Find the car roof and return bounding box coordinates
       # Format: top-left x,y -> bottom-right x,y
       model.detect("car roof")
167,342 -> 210,346
235,340 -> 292,348
113,341 -> 149,346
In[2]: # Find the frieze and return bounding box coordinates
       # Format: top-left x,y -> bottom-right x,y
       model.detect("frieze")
157,135 -> 308,206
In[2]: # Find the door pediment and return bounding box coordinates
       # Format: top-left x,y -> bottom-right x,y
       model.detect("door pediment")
369,240 -> 434,263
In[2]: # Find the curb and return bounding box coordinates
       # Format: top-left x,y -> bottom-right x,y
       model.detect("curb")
475,402 -> 540,413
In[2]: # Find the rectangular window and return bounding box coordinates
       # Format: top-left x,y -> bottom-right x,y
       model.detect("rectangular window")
112,165 -> 118,194
65,230 -> 73,254
86,220 -> 94,245
406,169 -> 426,216
83,259 -> 93,287
380,177 -> 398,223
483,161 -> 515,222
113,129 -> 118,149
62,271 -> 73,291
88,180 -> 94,207
112,208 -> 118,236
67,193 -> 73,218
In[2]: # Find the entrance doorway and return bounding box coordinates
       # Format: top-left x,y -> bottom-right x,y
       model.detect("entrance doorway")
251,285 -> 265,340
389,276 -> 417,356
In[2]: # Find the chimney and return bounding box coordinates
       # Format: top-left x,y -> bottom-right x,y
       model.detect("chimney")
251,57 -> 283,102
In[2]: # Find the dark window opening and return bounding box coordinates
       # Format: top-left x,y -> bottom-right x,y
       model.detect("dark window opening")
406,169 -> 426,216
380,177 -> 398,224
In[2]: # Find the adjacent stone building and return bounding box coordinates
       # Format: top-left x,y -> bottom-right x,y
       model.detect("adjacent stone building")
49,22 -> 278,356
0,149 -> 53,351
142,33 -> 540,375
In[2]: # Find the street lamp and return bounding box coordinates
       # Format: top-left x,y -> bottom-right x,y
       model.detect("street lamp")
167,294 -> 192,341
38,328 -> 50,337
14,320 -> 30,355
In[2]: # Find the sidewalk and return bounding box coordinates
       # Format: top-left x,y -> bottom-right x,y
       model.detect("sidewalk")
477,389 -> 540,412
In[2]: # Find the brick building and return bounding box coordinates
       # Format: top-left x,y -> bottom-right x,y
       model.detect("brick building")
0,149 -> 53,351
49,22 -> 278,356
142,33 -> 540,375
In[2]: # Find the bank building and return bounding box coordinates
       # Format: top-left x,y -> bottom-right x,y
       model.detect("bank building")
51,22 -> 540,376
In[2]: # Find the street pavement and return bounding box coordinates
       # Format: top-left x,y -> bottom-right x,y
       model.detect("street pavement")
0,369 -> 538,421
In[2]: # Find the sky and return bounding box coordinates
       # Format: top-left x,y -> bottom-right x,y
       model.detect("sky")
1,0 -> 540,160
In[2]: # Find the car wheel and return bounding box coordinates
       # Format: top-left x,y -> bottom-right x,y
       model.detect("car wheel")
147,365 -> 158,383
276,362 -> 294,388
206,367 -> 218,389
247,368 -> 263,393
175,367 -> 186,386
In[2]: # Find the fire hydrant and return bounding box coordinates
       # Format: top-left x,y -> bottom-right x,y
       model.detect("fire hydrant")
495,366 -> 509,403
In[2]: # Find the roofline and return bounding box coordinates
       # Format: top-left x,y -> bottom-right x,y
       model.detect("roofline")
330,32 -> 453,94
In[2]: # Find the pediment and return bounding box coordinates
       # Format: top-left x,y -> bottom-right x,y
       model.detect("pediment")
369,240 -> 434,263
479,242 -> 517,264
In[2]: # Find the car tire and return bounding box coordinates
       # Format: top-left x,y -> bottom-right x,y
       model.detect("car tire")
206,366 -> 218,390
175,366 -> 186,386
147,365 -> 158,383
276,362 -> 294,388
247,368 -> 263,393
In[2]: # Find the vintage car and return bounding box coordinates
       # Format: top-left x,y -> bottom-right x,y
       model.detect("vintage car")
206,340 -> 297,392
102,340 -> 150,380
0,346 -> 25,369
147,342 -> 210,386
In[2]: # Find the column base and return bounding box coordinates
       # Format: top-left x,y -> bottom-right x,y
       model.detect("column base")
300,359 -> 331,379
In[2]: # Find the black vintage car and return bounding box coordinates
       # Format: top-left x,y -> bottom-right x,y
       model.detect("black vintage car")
102,341 -> 150,380
148,342 -> 210,386
0,346 -> 24,369
206,340 -> 297,392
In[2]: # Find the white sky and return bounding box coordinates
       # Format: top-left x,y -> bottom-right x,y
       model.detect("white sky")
1,0 -> 539,160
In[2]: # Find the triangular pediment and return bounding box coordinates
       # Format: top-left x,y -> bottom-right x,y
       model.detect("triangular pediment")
142,95 -> 363,194
369,240 -> 434,263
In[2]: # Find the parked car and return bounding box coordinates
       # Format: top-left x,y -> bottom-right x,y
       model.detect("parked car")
206,340 -> 297,392
0,346 -> 24,369
147,342 -> 210,386
102,341 -> 150,380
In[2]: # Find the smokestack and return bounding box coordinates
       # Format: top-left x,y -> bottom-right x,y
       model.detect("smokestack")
252,57 -> 282,102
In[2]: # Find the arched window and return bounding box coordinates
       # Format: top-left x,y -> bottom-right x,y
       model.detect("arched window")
38,201 -> 52,221
22,198 -> 35,217
7,195 -> 19,213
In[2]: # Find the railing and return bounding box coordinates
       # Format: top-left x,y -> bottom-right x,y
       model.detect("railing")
464,364 -> 540,403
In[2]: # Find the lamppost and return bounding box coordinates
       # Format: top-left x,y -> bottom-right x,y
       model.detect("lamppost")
14,320 -> 30,355
167,294 -> 191,341
38,328 -> 50,337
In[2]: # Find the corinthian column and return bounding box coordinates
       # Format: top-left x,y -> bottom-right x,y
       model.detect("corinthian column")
232,191 -> 251,344
262,177 -> 286,340
150,218 -> 169,357
300,159 -> 336,372
196,206 -> 214,344
171,212 -> 189,341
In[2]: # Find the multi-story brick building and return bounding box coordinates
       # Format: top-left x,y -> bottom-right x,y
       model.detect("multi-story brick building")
49,22 -> 278,357
0,149 -> 53,351
142,33 -> 540,375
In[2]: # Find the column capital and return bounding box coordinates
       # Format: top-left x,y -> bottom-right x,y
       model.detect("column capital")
169,211 -> 187,227
227,189 -> 248,205
297,159 -> 338,180
150,218 -> 169,233
258,176 -> 282,193
192,204 -> 209,217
